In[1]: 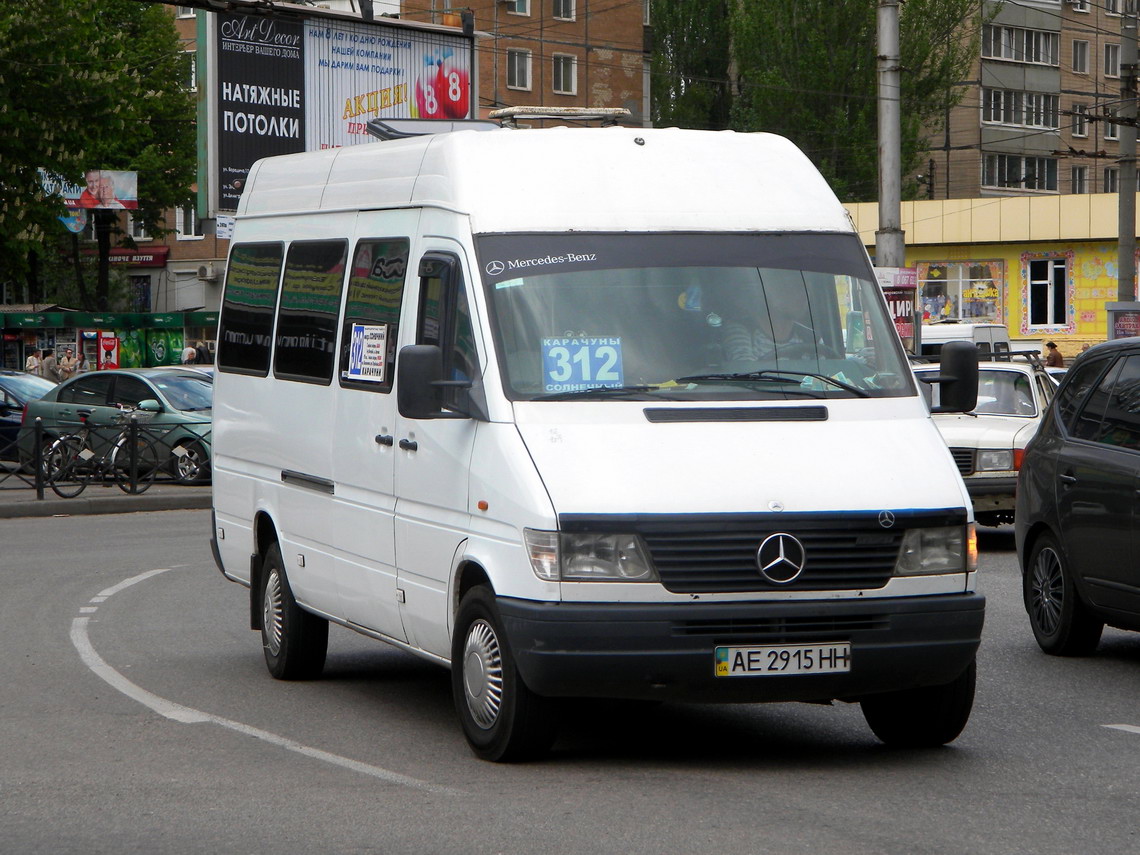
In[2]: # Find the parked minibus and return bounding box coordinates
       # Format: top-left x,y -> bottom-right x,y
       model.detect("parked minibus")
210,121 -> 983,761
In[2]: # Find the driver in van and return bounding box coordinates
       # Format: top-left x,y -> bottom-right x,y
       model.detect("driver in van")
719,273 -> 816,362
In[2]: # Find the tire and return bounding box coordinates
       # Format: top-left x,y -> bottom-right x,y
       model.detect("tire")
861,659 -> 976,748
1023,533 -> 1103,656
260,544 -> 328,680
46,436 -> 88,498
452,586 -> 559,762
172,440 -> 210,485
111,434 -> 160,495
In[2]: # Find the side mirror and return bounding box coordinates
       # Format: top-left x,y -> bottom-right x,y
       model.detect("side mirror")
137,399 -> 163,413
398,345 -> 445,419
918,340 -> 978,414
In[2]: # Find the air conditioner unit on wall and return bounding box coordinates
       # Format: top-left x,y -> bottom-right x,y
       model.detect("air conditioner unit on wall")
197,262 -> 217,282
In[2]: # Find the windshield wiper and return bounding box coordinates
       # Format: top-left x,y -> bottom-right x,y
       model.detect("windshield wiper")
531,384 -> 679,401
675,370 -> 870,398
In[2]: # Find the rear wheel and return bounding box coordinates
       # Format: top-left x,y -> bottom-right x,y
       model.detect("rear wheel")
45,436 -> 89,498
1024,533 -> 1103,656
452,586 -> 559,762
861,659 -> 976,748
260,543 -> 328,680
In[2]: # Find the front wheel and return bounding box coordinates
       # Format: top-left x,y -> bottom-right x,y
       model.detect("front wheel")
110,434 -> 160,494
260,544 -> 328,680
860,659 -> 976,748
452,586 -> 559,762
172,440 -> 210,484
1024,533 -> 1103,656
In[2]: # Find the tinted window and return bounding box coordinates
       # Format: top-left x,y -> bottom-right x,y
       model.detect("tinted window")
1057,355 -> 1112,432
275,240 -> 347,384
113,376 -> 154,408
339,238 -> 409,393
150,374 -> 213,411
218,243 -> 283,375
1089,354 -> 1140,449
57,374 -> 113,406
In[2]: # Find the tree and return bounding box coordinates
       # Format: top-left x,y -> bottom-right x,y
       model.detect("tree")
650,0 -> 733,131
650,0 -> 983,203
0,0 -> 195,309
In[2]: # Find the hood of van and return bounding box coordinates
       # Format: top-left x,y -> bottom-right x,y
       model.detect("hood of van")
931,413 -> 1041,450
513,400 -> 968,517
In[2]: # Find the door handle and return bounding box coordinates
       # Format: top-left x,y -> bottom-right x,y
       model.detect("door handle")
399,438 -> 418,452
1059,473 -> 1077,485
374,434 -> 393,446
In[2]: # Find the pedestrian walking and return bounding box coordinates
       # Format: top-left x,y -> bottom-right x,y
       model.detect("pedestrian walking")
194,340 -> 211,365
74,351 -> 90,373
24,350 -> 42,376
181,343 -> 197,364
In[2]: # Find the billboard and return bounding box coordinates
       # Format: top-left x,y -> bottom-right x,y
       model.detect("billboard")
40,169 -> 140,211
214,12 -> 472,213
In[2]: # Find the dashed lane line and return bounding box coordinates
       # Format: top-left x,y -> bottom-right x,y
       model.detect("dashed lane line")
1104,724 -> 1140,736
70,567 -> 460,795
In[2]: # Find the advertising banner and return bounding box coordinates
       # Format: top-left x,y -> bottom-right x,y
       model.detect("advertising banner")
214,12 -> 472,211
216,13 -> 306,211
40,169 -> 139,211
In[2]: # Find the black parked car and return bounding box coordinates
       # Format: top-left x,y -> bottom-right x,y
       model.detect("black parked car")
0,370 -> 57,461
1015,337 -> 1140,655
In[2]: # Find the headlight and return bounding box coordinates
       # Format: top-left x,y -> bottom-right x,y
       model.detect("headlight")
524,529 -> 658,582
894,525 -> 974,575
976,449 -> 1014,471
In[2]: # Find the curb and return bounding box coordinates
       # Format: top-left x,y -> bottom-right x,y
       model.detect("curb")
0,489 -> 211,519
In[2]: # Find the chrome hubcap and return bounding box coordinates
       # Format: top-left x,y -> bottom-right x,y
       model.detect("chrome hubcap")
1030,547 -> 1064,636
263,569 -> 284,656
463,619 -> 504,729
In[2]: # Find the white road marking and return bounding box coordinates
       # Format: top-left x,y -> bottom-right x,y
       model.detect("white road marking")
1104,724 -> 1140,736
71,567 -> 459,795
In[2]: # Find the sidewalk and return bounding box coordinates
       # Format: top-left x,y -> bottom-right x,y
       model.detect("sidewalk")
0,480 -> 211,519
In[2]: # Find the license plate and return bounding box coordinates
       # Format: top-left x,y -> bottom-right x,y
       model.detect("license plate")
715,642 -> 852,677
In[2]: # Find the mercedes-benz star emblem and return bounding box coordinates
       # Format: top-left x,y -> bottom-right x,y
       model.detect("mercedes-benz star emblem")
756,533 -> 807,585
485,260 -> 505,276
878,510 -> 896,529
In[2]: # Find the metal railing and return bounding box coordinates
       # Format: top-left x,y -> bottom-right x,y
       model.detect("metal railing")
0,417 -> 211,498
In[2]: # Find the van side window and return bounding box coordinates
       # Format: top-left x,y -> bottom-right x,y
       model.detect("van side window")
338,238 -> 409,393
217,242 -> 284,376
417,253 -> 479,407
275,240 -> 348,384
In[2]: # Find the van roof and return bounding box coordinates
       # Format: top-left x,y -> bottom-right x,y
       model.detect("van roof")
237,126 -> 854,235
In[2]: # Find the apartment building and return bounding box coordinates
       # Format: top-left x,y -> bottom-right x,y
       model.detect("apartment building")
936,0 -> 1133,200
399,0 -> 650,122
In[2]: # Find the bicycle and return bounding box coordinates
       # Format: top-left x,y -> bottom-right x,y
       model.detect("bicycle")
43,407 -> 164,498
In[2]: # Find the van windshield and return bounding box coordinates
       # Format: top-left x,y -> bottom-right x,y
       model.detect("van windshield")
476,232 -> 915,401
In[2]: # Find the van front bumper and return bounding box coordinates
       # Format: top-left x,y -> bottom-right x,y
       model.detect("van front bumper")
496,592 -> 984,703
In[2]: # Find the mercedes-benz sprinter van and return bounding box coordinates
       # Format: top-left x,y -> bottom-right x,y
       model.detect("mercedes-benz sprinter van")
210,124 -> 983,761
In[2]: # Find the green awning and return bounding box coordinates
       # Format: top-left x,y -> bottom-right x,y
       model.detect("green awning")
185,311 -> 219,327
3,312 -> 68,327
145,313 -> 185,328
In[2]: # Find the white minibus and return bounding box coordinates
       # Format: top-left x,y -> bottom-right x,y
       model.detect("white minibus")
210,123 -> 983,761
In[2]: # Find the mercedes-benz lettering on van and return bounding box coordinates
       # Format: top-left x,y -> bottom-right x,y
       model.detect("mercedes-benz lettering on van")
209,126 -> 984,761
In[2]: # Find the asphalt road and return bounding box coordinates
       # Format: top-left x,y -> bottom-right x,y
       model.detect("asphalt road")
2,512 -> 1138,854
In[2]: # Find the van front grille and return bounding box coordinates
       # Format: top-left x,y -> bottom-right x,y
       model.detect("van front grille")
559,511 -> 967,595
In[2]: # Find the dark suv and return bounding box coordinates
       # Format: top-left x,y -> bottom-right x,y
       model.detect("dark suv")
1015,337 -> 1140,655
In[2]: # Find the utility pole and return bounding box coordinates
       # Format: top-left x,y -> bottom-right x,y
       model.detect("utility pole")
1119,10 -> 1138,304
876,0 -> 904,268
